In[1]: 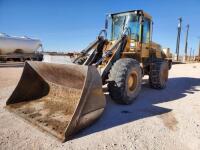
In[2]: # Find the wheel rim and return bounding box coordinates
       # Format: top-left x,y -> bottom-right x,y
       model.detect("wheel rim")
128,71 -> 137,92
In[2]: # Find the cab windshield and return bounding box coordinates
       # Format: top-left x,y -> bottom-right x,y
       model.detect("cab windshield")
111,14 -> 140,41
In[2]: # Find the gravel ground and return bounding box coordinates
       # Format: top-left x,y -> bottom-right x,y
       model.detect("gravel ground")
0,63 -> 200,150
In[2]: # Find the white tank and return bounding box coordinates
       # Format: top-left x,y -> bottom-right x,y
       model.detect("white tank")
0,33 -> 42,55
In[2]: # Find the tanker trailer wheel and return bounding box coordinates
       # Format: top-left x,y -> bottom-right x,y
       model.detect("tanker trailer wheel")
149,61 -> 169,89
108,58 -> 142,105
74,56 -> 87,65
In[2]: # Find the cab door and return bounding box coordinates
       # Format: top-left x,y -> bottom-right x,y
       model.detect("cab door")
141,18 -> 151,58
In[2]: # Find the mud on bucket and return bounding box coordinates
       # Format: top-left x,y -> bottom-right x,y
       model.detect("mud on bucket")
6,61 -> 106,142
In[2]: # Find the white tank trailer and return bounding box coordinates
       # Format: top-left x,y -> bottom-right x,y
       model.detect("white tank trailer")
0,33 -> 43,62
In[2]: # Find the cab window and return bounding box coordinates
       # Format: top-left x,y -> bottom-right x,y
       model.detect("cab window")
111,14 -> 140,41
142,18 -> 151,43
127,15 -> 140,41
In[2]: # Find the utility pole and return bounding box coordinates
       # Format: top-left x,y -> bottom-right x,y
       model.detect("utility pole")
184,24 -> 189,61
176,17 -> 182,61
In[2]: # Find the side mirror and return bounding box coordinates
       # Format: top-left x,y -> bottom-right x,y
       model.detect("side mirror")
105,17 -> 108,30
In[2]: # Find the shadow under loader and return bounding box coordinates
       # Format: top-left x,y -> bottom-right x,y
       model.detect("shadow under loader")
76,77 -> 200,139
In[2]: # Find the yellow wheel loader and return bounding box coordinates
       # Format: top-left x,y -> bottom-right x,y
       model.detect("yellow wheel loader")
6,10 -> 171,142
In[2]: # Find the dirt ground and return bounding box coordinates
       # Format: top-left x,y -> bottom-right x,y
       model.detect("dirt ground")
0,63 -> 200,150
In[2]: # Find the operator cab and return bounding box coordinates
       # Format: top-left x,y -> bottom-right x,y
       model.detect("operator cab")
107,10 -> 153,49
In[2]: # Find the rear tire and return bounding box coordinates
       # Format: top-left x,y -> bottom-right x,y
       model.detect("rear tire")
149,61 -> 169,89
108,58 -> 142,105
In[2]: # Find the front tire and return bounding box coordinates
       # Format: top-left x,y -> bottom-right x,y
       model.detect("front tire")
108,58 -> 142,105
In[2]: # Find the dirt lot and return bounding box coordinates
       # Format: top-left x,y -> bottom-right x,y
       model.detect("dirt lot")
0,63 -> 200,150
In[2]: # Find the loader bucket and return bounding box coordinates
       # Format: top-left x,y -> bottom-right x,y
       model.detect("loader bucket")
6,61 -> 106,142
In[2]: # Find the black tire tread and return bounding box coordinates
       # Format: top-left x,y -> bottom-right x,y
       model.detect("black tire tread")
108,58 -> 141,104
149,61 -> 168,89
